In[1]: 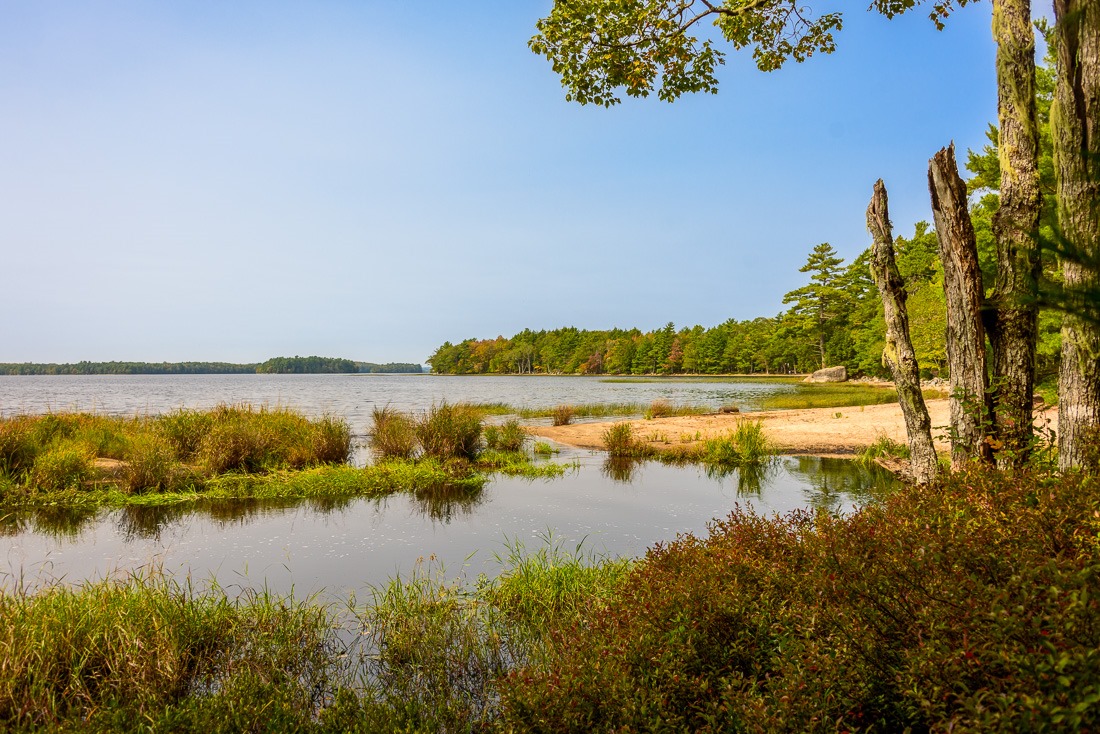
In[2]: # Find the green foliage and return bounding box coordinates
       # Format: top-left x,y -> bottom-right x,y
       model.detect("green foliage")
255,355 -> 357,374
760,383 -> 946,410
602,423 -> 652,459
857,433 -> 911,466
0,408 -> 352,499
530,1 -> 844,106
702,420 -> 773,467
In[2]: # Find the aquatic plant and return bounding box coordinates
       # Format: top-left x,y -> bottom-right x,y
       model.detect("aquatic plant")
484,419 -> 526,452
551,404 -> 576,426
415,403 -> 482,462
369,406 -> 417,460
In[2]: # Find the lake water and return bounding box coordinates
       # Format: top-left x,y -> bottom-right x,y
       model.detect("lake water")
0,375 -> 892,600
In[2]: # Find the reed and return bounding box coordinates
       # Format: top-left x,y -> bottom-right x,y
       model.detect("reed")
368,406 -> 417,460
416,403 -> 483,462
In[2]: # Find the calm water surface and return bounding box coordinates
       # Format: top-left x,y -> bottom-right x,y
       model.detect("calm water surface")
0,375 -> 892,600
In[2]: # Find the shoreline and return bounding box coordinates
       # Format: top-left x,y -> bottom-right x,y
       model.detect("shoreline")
528,399 -> 1059,457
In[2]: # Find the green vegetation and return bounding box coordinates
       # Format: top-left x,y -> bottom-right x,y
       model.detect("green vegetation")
0,573 -> 343,733
0,358 -> 422,376
2,404 -> 570,509
7,452 -> 1098,731
759,383 -> 948,410
460,401 -> 710,421
858,433 -> 912,467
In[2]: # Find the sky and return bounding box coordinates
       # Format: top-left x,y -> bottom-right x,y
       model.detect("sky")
0,1 -> 1000,365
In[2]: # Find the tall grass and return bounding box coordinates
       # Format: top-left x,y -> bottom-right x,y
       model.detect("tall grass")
0,406 -> 352,498
368,406 -> 417,460
0,572 -> 342,732
415,402 -> 482,461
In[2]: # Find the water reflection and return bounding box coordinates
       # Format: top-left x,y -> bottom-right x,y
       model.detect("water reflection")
785,456 -> 898,512
601,457 -> 640,483
410,482 -> 487,522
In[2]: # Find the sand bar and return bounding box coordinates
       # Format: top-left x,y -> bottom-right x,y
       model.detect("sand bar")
529,399 -> 1058,457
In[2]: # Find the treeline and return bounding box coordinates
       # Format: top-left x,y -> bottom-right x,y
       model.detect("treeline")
0,357 -> 423,376
428,229 -> 938,377
428,219 -> 1062,380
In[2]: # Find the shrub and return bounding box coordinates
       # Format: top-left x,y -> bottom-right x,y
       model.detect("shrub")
532,441 -> 558,456
416,403 -> 482,462
551,404 -> 576,427
498,459 -> 1100,732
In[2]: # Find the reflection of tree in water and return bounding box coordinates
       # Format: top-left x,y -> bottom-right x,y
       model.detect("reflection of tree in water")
411,481 -> 487,522
116,496 -> 360,541
705,460 -> 779,497
602,457 -> 641,484
0,504 -> 102,539
785,457 -> 898,512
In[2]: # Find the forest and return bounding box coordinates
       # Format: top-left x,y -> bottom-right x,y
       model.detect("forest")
0,358 -> 422,376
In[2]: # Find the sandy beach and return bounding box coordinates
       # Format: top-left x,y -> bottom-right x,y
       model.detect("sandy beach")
528,399 -> 1059,457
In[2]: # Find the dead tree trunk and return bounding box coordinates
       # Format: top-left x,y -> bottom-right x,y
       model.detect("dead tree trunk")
867,180 -> 939,484
929,145 -> 993,469
988,0 -> 1042,469
1053,0 -> 1100,470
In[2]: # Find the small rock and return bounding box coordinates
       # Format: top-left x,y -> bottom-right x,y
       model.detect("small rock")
719,405 -> 740,414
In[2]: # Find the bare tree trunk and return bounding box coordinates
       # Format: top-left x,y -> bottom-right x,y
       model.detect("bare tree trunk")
987,0 -> 1042,469
1053,0 -> 1100,470
867,180 -> 939,484
929,145 -> 993,469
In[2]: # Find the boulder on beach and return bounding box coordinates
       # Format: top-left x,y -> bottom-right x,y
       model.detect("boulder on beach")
804,366 -> 848,383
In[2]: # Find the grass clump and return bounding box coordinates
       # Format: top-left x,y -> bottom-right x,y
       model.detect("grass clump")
550,404 -> 576,426
857,432 -> 911,466
368,406 -> 417,460
643,399 -> 675,419
0,407 -> 352,501
484,419 -> 526,452
416,403 -> 482,462
601,423 -> 654,459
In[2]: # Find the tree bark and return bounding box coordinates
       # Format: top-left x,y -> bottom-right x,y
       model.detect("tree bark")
867,180 -> 939,485
987,0 -> 1042,469
928,145 -> 993,469
1053,0 -> 1100,470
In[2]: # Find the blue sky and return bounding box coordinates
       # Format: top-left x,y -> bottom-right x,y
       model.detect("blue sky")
0,2 -> 998,364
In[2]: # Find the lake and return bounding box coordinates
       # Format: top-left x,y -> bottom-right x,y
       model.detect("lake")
0,374 -> 893,600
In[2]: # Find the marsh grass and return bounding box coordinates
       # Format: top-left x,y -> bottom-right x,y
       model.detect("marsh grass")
0,407 -> 352,500
484,419 -> 526,452
416,403 -> 482,461
760,384 -> 948,410
857,433 -> 911,466
602,423 -> 655,459
0,572 -> 343,732
550,404 -> 576,426
368,406 -> 417,460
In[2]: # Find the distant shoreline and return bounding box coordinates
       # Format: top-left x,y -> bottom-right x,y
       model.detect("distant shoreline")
0,357 -> 423,376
